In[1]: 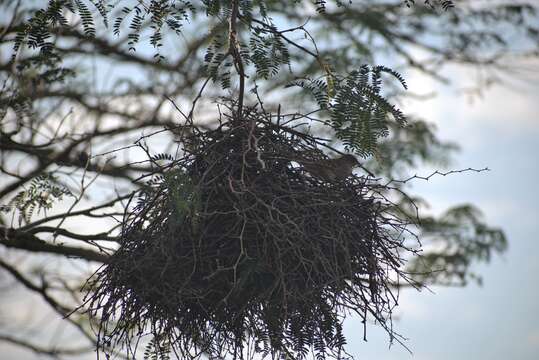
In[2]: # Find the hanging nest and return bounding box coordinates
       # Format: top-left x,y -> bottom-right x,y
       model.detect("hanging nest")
85,106 -> 420,359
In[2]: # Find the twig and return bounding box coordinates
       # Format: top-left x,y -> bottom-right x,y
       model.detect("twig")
385,167 -> 490,186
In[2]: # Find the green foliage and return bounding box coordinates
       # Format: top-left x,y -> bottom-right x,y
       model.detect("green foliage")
135,162 -> 201,235
126,5 -> 144,51
12,0 -> 110,59
247,24 -> 290,79
90,0 -> 109,27
112,0 -> 193,59
201,2 -> 292,89
74,0 -> 96,37
12,0 -> 67,58
3,173 -> 73,226
12,0 -> 194,62
164,168 -> 201,227
291,65 -> 407,157
10,0 -> 526,138
143,336 -> 171,360
404,0 -> 454,10
203,33 -> 227,82
1,50 -> 75,130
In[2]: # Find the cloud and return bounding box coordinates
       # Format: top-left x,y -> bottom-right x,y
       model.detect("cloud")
403,62 -> 539,150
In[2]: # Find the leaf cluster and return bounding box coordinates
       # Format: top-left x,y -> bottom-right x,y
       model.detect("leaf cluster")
13,0 -> 101,58
292,65 -> 407,157
143,336 -> 171,360
2,173 -> 73,226
403,0 -> 454,11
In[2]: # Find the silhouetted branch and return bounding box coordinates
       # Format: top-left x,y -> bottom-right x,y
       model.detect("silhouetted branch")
1,227 -> 109,263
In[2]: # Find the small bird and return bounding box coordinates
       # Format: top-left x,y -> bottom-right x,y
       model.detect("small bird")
294,154 -> 373,181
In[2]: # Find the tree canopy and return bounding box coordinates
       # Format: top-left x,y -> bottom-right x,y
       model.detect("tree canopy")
1,0 -> 536,358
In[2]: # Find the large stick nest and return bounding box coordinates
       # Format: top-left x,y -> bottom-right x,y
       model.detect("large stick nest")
85,107 -> 420,359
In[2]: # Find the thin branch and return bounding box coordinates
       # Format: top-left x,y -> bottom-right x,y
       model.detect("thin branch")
385,167 -> 490,186
246,17 -> 319,59
20,192 -> 134,230
27,226 -> 117,242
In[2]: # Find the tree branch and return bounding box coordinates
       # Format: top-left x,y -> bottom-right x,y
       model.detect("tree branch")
1,227 -> 109,263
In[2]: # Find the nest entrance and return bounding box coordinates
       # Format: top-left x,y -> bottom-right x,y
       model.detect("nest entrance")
85,107 -> 419,359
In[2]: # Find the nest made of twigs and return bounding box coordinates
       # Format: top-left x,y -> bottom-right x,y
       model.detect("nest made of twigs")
85,106 -> 419,360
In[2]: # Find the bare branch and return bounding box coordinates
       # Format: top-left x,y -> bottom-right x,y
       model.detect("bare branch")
1,227 -> 110,263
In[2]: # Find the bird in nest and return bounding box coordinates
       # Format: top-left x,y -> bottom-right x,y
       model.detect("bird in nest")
293,154 -> 374,181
